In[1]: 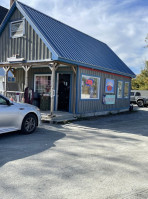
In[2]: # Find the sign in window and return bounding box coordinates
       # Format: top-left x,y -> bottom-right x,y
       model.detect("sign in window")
81,75 -> 100,99
34,75 -> 51,94
105,78 -> 115,93
117,81 -> 123,98
124,82 -> 129,98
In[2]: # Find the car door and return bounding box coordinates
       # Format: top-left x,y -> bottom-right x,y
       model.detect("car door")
0,95 -> 19,133
130,92 -> 135,102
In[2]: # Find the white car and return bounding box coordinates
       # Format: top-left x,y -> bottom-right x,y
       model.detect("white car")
0,94 -> 41,134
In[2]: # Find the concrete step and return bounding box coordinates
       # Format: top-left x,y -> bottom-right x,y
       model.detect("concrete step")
41,111 -> 77,124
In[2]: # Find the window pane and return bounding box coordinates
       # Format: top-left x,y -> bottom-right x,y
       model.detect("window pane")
35,75 -> 51,94
11,21 -> 23,32
124,82 -> 129,98
11,20 -> 24,38
81,75 -> 100,99
0,97 -> 7,105
135,92 -> 141,96
117,81 -> 123,98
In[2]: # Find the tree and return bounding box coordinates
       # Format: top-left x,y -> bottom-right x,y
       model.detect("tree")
132,35 -> 148,90
131,61 -> 148,90
145,34 -> 148,48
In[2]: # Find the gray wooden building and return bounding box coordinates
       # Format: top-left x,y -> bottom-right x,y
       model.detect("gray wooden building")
0,1 -> 135,116
0,5 -> 9,94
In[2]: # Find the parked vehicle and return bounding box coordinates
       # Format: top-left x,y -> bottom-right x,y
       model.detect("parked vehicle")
0,94 -> 41,134
130,90 -> 148,107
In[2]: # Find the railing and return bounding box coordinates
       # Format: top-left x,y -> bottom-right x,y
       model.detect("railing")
6,91 -> 24,103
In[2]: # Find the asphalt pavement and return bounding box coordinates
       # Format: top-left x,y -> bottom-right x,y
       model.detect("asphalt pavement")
0,107 -> 148,199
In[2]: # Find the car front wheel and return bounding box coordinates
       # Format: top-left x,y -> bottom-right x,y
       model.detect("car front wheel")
21,113 -> 37,134
137,100 -> 144,107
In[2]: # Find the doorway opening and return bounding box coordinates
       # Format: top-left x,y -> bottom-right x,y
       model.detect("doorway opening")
57,74 -> 70,112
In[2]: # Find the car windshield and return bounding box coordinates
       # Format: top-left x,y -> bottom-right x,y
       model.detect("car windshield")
0,97 -> 7,105
130,92 -> 134,96
135,92 -> 141,96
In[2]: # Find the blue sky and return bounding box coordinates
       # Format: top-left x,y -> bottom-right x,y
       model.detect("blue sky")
1,0 -> 148,74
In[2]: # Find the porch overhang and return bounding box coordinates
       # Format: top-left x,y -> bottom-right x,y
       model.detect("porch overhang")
0,59 -> 77,114
0,59 -> 77,69
0,60 -> 54,68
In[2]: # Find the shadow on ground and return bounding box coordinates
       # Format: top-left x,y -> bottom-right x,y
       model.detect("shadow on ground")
0,127 -> 65,167
72,108 -> 148,137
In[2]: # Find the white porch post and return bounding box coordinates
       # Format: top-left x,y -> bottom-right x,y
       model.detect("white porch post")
3,66 -> 10,96
22,65 -> 31,89
49,63 -> 59,116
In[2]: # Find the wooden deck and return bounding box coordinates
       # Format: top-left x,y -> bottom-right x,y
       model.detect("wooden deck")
41,111 -> 77,124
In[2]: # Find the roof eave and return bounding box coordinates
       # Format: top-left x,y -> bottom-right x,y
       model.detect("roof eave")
57,57 -> 136,78
0,2 -> 16,36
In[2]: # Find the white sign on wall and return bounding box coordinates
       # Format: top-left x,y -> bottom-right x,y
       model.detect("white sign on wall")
103,95 -> 116,105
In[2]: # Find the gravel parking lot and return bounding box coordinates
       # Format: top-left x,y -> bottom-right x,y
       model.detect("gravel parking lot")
0,107 -> 148,199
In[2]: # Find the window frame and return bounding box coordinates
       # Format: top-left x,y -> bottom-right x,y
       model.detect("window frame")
124,82 -> 130,98
117,80 -> 123,99
10,19 -> 25,38
34,74 -> 52,94
80,74 -> 100,100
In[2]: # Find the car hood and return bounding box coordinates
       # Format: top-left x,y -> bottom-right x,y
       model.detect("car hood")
12,102 -> 37,109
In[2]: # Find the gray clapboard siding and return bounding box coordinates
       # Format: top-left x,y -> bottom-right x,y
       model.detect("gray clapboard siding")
77,67 -> 131,114
0,8 -> 51,62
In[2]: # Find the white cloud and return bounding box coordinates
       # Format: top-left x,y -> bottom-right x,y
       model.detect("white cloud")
1,0 -> 148,74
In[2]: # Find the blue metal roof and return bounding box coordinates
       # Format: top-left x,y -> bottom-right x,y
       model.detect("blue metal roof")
0,1 -> 135,77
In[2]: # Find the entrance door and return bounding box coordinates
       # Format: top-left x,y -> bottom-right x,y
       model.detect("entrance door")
58,74 -> 70,112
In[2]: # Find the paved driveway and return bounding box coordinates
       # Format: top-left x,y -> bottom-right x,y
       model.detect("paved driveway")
0,107 -> 148,199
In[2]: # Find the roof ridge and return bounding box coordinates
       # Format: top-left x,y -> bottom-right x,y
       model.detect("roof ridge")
0,1 -> 135,77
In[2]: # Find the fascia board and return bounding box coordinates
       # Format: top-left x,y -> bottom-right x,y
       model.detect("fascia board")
0,2 -> 17,36
57,57 -> 136,78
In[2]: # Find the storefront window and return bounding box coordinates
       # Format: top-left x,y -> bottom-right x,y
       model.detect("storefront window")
34,74 -> 51,94
117,81 -> 123,98
124,82 -> 129,98
81,75 -> 100,99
